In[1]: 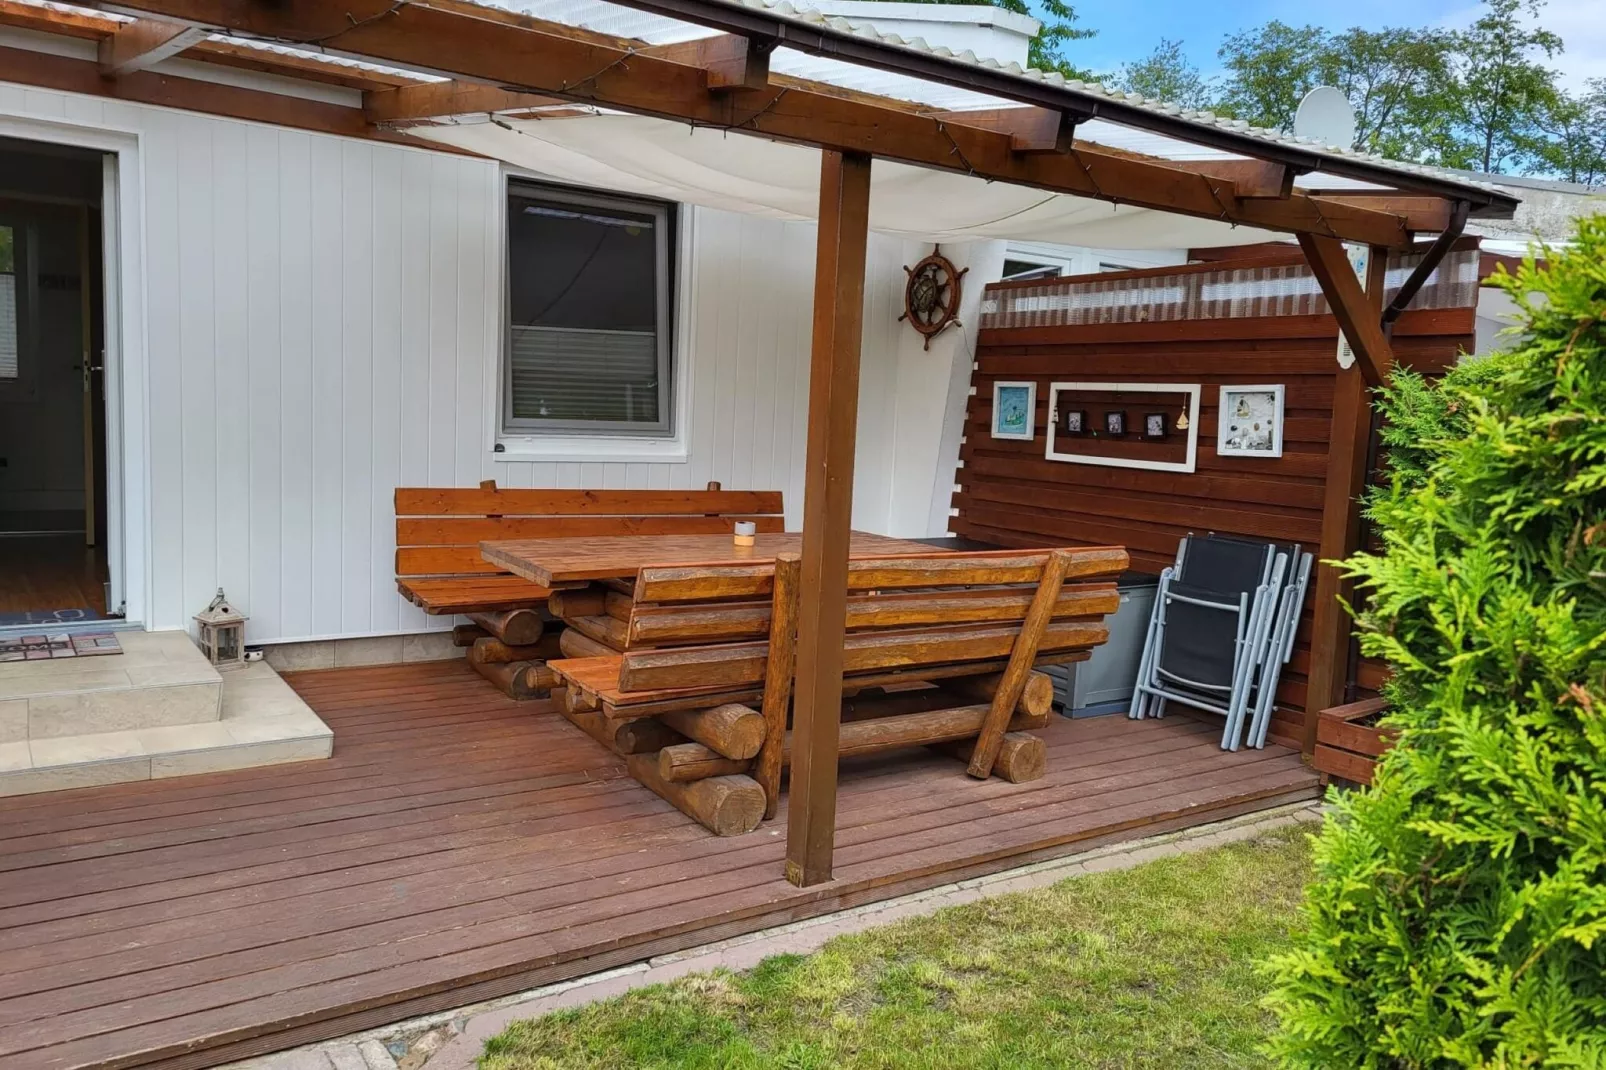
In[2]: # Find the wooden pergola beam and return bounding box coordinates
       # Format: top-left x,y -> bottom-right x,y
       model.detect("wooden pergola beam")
786,149 -> 873,889
364,80 -> 567,123
1301,245 -> 1390,753
645,34 -> 771,90
1298,234 -> 1396,389
934,106 -> 1072,153
97,16 -> 208,76
89,0 -> 1426,249
1305,195 -> 1452,232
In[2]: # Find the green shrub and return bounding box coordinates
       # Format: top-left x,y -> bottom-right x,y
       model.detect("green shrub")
1264,216 -> 1606,1067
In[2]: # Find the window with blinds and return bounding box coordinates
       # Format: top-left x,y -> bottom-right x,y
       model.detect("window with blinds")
503,183 -> 674,436
0,225 -> 16,380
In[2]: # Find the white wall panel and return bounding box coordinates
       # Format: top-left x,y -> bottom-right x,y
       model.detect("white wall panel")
1,80 -> 989,644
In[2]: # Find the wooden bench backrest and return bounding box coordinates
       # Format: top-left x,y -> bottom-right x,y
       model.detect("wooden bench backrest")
394,484 -> 786,579
616,547 -> 1127,692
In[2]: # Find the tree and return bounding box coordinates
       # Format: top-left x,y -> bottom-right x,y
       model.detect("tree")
1265,216 -> 1606,1065
1444,0 -> 1564,173
1214,22 -> 1330,132
1110,38 -> 1213,110
1324,27 -> 1456,160
1531,78 -> 1606,185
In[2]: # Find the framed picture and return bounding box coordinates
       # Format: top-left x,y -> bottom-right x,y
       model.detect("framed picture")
1217,384 -> 1285,458
1045,382 -> 1201,473
1143,412 -> 1168,439
991,381 -> 1037,440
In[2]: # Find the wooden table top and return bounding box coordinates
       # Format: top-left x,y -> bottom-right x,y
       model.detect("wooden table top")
481,530 -> 937,586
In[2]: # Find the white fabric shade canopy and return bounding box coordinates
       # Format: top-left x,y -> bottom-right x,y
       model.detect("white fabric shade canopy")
418,112 -> 1296,249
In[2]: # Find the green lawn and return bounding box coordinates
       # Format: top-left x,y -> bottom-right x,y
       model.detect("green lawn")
480,826 -> 1314,1070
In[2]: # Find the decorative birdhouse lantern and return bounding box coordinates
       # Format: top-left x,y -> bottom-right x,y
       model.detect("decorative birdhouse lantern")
194,588 -> 247,670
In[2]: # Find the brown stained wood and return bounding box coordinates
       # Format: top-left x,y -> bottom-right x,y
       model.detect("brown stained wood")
566,614 -> 629,651
97,15 -> 207,75
452,624 -> 491,648
484,531 -> 935,587
657,706 -> 1048,781
466,609 -> 545,647
757,553 -> 802,820
625,756 -> 766,837
628,584 -> 1120,645
660,704 -> 765,761
398,577 -> 556,616
619,620 -> 1108,693
1297,234 -> 1396,389
561,684 -> 599,714
553,650 -> 1090,717
788,149 -> 873,890
402,515 -> 786,544
658,744 -> 753,783
468,635 -> 564,666
635,546 -> 1128,603
547,587 -> 607,619
470,658 -> 553,701
560,706 -> 683,756
396,488 -> 784,518
1311,743 -> 1379,785
933,732 -> 1047,783
0,659 -> 1317,1070
644,33 -> 769,89
604,591 -> 635,623
945,670 -> 1055,718
970,550 -> 1071,778
1302,247 -> 1390,752
557,628 -> 615,661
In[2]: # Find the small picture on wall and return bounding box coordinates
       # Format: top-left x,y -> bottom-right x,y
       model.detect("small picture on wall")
1143,412 -> 1168,439
991,381 -> 1037,440
1217,384 -> 1285,458
1061,408 -> 1087,435
1104,410 -> 1127,437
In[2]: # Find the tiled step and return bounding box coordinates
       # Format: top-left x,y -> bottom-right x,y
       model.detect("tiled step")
0,652 -> 332,796
0,630 -> 221,739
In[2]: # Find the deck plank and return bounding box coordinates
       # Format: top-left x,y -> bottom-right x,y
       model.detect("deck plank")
0,659 -> 1317,1070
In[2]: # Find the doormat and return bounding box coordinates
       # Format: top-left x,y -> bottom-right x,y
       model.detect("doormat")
0,608 -> 107,627
0,632 -> 121,662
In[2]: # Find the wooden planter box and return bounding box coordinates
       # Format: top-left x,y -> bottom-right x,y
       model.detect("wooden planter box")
1312,697 -> 1395,785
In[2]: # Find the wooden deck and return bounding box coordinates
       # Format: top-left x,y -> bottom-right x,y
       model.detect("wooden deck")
0,659 -> 1319,1070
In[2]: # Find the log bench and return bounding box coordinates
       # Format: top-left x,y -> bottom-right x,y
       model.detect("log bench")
547,545 -> 1128,834
393,480 -> 785,699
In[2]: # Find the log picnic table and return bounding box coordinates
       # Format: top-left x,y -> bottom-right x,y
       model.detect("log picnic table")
479,531 -> 937,589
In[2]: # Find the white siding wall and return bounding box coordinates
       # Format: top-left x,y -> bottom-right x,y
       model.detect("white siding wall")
1,80 -> 992,644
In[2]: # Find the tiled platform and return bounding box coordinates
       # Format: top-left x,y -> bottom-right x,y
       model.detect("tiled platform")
0,633 -> 331,796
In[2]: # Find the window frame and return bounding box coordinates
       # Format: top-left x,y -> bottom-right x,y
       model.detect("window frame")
500,179 -> 677,439
0,217 -> 22,386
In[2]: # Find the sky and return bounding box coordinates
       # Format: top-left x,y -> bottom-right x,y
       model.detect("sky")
1057,0 -> 1604,93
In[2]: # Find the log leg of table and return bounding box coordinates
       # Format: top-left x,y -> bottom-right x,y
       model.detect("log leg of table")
468,634 -> 563,665
933,732 -> 1047,783
559,627 -> 616,660
968,550 -> 1071,778
471,658 -> 558,700
662,703 -> 765,760
627,754 -> 765,836
756,553 -> 802,820
467,609 -> 545,647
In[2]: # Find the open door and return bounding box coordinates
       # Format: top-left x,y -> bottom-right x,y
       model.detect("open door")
0,136 -> 112,629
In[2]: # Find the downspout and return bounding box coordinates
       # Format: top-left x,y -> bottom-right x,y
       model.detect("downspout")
1342,200 -> 1471,702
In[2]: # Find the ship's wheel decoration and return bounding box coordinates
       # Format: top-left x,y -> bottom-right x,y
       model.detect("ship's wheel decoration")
900,248 -> 968,350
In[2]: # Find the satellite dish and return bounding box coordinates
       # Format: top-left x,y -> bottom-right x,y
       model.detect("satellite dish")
1293,86 -> 1356,149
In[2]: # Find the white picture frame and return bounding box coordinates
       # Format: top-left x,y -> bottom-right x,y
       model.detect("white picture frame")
991,381 -> 1037,440
1045,381 -> 1201,473
1216,384 -> 1285,458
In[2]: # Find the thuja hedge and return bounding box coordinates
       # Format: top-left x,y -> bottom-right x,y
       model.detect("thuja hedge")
1265,216 -> 1606,1067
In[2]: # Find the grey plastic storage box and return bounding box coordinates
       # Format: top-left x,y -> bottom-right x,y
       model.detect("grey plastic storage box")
1046,579 -> 1158,717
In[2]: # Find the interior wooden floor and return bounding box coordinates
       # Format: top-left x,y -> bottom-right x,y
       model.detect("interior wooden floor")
0,659 -> 1320,1070
0,534 -> 106,615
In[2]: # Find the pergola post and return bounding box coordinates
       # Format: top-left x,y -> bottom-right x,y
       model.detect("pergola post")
1298,237 -> 1392,752
785,149 -> 872,888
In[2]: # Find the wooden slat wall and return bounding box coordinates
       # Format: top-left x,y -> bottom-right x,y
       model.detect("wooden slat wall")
952,305 -> 1472,747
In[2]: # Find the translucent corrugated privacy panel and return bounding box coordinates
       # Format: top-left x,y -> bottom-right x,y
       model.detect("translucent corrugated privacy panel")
980,249 -> 1481,330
